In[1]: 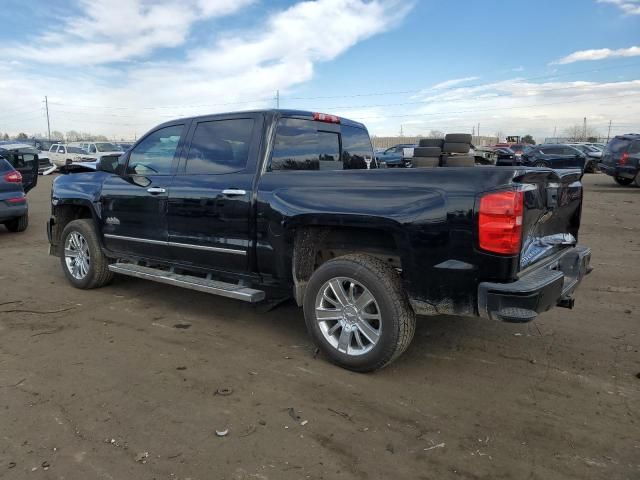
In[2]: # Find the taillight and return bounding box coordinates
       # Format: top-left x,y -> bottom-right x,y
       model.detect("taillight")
619,152 -> 629,165
313,112 -> 340,124
478,190 -> 524,255
3,171 -> 22,183
7,197 -> 26,204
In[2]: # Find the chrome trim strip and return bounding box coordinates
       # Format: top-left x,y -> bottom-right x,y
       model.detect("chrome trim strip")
103,234 -> 246,255
104,234 -> 166,246
169,241 -> 246,255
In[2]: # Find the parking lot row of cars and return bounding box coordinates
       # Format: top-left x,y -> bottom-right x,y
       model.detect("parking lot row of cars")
375,138 -> 606,172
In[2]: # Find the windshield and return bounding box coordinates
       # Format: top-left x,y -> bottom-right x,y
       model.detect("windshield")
95,142 -> 121,152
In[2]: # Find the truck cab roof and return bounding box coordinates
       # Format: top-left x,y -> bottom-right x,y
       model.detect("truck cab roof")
153,109 -> 367,131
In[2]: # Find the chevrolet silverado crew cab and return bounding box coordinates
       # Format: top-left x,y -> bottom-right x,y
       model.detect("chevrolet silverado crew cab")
47,110 -> 591,371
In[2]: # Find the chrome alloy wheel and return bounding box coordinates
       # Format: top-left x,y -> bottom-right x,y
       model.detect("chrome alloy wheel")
64,231 -> 91,280
314,277 -> 382,356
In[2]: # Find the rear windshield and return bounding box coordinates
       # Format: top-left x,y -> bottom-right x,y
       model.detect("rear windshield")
270,118 -> 374,171
607,138 -> 631,154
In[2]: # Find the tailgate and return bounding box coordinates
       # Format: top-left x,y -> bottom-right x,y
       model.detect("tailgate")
516,169 -> 583,270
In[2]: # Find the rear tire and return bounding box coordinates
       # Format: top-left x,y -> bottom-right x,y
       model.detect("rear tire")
303,254 -> 416,372
60,219 -> 114,289
4,214 -> 28,232
614,176 -> 634,186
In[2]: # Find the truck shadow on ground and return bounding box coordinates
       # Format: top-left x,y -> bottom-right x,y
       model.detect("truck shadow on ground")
107,275 -> 521,373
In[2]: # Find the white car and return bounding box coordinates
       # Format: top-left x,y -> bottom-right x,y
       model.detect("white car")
72,142 -> 123,157
47,144 -> 95,168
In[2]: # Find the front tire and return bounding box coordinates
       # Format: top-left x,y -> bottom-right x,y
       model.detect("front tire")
60,219 -> 114,289
534,160 -> 549,168
303,254 -> 416,372
4,214 -> 28,232
614,176 -> 634,186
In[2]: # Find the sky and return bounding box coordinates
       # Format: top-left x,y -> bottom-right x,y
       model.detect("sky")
0,0 -> 639,141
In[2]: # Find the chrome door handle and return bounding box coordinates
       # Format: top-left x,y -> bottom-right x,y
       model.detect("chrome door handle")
222,189 -> 246,196
146,187 -> 166,194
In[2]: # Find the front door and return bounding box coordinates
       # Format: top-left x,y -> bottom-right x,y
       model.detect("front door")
167,114 -> 262,273
101,123 -> 187,259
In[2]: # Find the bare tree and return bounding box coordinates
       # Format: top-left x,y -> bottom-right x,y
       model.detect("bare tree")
66,130 -> 81,142
428,130 -> 444,138
563,124 -> 600,142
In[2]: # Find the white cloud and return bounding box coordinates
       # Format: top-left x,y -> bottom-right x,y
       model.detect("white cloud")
552,46 -> 640,64
355,78 -> 640,140
429,76 -> 479,90
3,0 -> 255,65
0,0 -> 414,137
597,0 -> 640,15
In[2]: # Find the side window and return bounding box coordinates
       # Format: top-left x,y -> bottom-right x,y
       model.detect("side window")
89,144 -> 97,153
58,146 -> 66,154
544,147 -> 559,155
341,125 -> 375,169
185,119 -> 254,174
49,145 -> 57,152
127,125 -> 183,175
270,118 -> 340,171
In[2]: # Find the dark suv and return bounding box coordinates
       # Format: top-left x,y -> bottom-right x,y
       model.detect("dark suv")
599,134 -> 640,186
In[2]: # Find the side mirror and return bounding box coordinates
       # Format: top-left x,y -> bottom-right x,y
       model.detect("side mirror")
96,155 -> 118,174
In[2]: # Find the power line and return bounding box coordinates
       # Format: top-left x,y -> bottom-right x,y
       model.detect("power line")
37,61 -> 640,112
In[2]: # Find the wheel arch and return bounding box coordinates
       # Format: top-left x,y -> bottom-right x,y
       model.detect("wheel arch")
51,199 -> 102,251
290,224 -> 407,306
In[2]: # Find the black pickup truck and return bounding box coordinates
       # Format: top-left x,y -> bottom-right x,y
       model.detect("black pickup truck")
48,110 -> 591,371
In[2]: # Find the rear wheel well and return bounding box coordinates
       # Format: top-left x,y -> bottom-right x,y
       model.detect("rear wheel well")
52,204 -> 93,248
292,226 -> 402,305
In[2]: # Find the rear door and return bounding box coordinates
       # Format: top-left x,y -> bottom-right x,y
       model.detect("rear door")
0,147 -> 38,193
101,123 -> 187,259
167,113 -> 263,273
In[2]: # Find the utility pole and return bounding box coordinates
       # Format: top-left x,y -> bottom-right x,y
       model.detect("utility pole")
477,123 -> 480,138
275,90 -> 280,109
553,126 -> 557,141
606,120 -> 612,142
583,117 -> 587,141
44,96 -> 51,141
472,125 -> 475,136
399,124 -> 404,137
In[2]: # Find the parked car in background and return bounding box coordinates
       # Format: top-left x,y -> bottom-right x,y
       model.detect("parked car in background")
48,144 -> 95,168
520,144 -> 586,170
375,143 -> 415,167
599,134 -> 640,186
73,141 -> 124,156
0,144 -> 39,192
0,153 -> 37,232
115,142 -> 133,151
567,143 -> 601,172
508,144 -> 531,157
492,147 -> 518,166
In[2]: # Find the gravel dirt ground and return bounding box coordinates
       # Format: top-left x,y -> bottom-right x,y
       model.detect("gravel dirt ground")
0,174 -> 638,480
